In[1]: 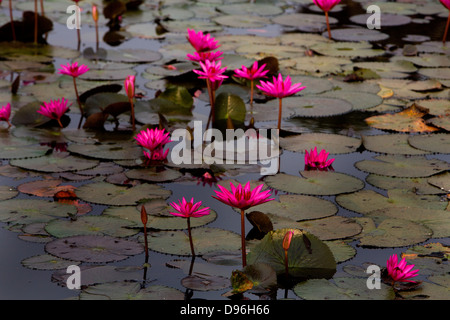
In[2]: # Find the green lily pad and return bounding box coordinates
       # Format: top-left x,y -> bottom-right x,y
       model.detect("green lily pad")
295,216 -> 363,241
357,218 -> 432,248
415,99 -> 450,116
325,28 -> 389,42
103,204 -> 217,230
336,189 -> 447,215
142,227 -> 241,256
252,194 -> 337,221
285,96 -> 353,118
398,281 -> 450,300
427,116 -> 450,131
216,3 -> 283,16
0,185 -> 18,200
318,90 -> 383,111
324,240 -> 357,263
272,13 -> 337,32
366,174 -> 444,195
125,168 -> 183,183
45,235 -> 144,263
280,133 -> 361,154
79,282 -> 184,300
350,13 -> 411,27
419,68 -> 450,80
355,155 -> 450,177
311,41 -> 385,58
213,14 -> 270,28
288,56 -> 352,75
247,228 -> 336,278
293,277 -> 395,300
22,254 -> 80,271
76,182 -> 171,206
101,48 -> 162,63
362,134 -> 431,155
264,171 -> 365,196
10,152 -> 99,173
407,134 -> 450,154
44,215 -> 139,238
0,199 -> 77,226
67,142 -> 143,160
427,172 -> 450,192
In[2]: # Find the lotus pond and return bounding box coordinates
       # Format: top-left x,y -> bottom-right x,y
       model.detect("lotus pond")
0,0 -> 449,301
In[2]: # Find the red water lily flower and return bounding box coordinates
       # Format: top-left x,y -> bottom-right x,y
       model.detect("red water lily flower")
0,103 -> 11,127
169,197 -> 211,218
312,0 -> 341,39
186,50 -> 224,63
234,61 -> 269,105
304,147 -> 335,170
135,128 -> 171,162
37,98 -> 70,128
386,254 -> 419,284
193,59 -> 228,83
58,62 -> 89,78
186,28 -> 220,53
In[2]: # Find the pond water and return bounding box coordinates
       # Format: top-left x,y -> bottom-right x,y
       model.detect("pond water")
0,0 -> 449,301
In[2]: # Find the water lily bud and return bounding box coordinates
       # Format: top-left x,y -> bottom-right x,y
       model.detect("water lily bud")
92,5 -> 99,22
283,230 -> 294,251
141,205 -> 148,226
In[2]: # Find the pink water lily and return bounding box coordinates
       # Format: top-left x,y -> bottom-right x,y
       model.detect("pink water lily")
213,181 -> 274,267
186,50 -> 224,63
234,61 -> 269,105
312,0 -> 341,39
143,147 -> 169,162
0,103 -> 12,127
58,62 -> 89,128
124,75 -> 136,130
169,197 -> 211,256
193,59 -> 228,83
386,254 -> 419,284
440,0 -> 450,44
37,98 -> 70,128
135,127 -> 171,162
187,28 -> 220,53
256,74 -> 306,130
304,147 -> 335,170
58,62 -> 89,78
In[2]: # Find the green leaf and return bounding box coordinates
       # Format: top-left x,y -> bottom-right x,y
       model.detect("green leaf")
214,92 -> 247,125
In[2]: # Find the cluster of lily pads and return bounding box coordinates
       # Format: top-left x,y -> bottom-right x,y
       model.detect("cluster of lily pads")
0,0 -> 449,300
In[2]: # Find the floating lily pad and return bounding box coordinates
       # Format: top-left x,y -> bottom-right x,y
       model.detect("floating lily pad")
142,227 -> 241,256
103,205 -> 217,230
350,13 -> 411,27
324,240 -> 357,263
10,152 -> 99,173
427,172 -> 450,192
101,48 -> 162,63
366,174 -> 444,195
407,134 -> 450,154
45,215 -> 139,238
295,216 -> 363,241
125,167 -> 183,183
428,116 -> 450,131
21,254 -> 80,271
264,171 -> 364,196
217,3 -> 283,16
247,228 -> 336,278
45,235 -> 144,263
213,14 -> 270,28
362,134 -> 430,155
0,138 -> 50,160
76,182 -> 171,206
272,13 -> 337,33
0,185 -> 18,200
253,194 -> 337,221
325,28 -> 389,42
67,142 -> 143,160
415,99 -> 450,116
280,133 -> 361,154
311,41 -> 385,58
0,199 -> 77,226
288,56 -> 352,75
354,155 -> 450,178
285,96 -> 353,118
293,277 -> 395,300
357,218 -> 432,248
79,282 -> 184,300
17,179 -> 75,197
182,274 -> 231,292
336,189 -> 447,215
419,68 -> 450,80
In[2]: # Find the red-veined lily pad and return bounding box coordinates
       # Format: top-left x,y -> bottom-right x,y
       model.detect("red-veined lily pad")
17,179 -> 76,197
253,194 -> 338,221
21,254 -> 80,271
427,172 -> 450,192
280,133 -> 361,154
141,227 -> 241,256
79,282 -> 184,300
10,152 -> 99,173
336,189 -> 448,215
0,199 -> 77,226
356,218 -> 432,248
365,104 -> 439,133
247,228 -> 336,278
407,134 -> 450,154
354,154 -> 450,177
44,215 -> 139,238
75,182 -> 171,206
366,174 -> 444,195
0,185 -> 18,200
362,134 -> 431,155
103,204 -> 217,230
293,277 -> 395,300
45,235 -> 144,263
264,171 -> 365,196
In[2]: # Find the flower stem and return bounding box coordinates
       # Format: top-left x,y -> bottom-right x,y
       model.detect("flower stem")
325,11 -> 332,40
206,79 -> 215,124
72,77 -> 84,129
9,0 -> 16,41
187,217 -> 195,257
284,249 -> 289,279
143,223 -> 149,263
443,12 -> 450,45
57,118 -> 63,128
130,98 -> 135,131
277,98 -> 283,131
95,21 -> 99,51
250,79 -> 254,106
240,209 -> 247,267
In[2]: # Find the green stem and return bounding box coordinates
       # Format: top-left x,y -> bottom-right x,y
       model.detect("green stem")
240,209 -> 247,267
